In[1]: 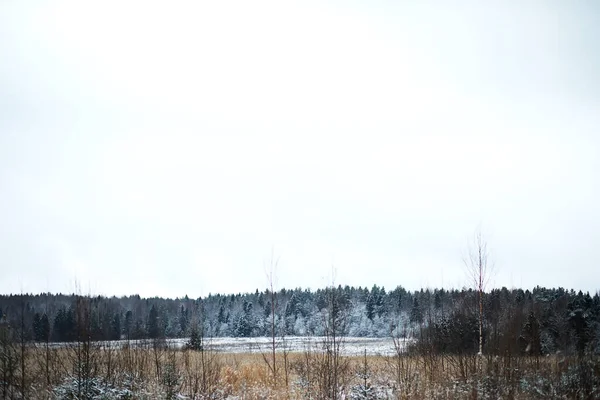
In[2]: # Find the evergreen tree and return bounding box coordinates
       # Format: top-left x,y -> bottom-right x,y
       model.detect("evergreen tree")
133,318 -> 145,340
285,294 -> 298,318
179,305 -> 188,334
148,305 -> 162,339
376,287 -> 387,318
187,323 -> 203,351
235,300 -> 254,337
410,297 -> 423,325
523,311 -> 541,355
33,312 -> 50,342
33,313 -> 43,341
124,310 -> 133,340
366,294 -> 376,321
53,306 -> 76,342
111,313 -> 121,340
263,301 -> 272,319
41,313 -> 50,341
218,304 -> 227,323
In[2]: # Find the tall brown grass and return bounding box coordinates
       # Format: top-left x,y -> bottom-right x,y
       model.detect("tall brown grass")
5,344 -> 599,399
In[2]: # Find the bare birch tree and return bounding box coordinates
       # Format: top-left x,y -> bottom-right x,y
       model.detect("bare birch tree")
464,227 -> 494,356
261,249 -> 280,387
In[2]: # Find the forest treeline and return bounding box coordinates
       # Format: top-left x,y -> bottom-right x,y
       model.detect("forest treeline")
1,285 -> 599,356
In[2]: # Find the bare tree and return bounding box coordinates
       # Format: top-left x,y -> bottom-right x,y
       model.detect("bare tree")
17,294 -> 30,400
183,298 -> 220,398
463,227 -> 494,356
0,311 -> 18,398
261,249 -> 280,387
291,268 -> 350,400
320,269 -> 350,400
36,294 -> 58,390
387,322 -> 414,397
70,294 -> 101,398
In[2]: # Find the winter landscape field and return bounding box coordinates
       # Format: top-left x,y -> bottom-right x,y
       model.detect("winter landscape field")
2,0 -> 600,398
2,288 -> 599,399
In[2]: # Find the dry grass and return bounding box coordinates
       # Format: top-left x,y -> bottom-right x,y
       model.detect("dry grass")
7,344 -> 599,399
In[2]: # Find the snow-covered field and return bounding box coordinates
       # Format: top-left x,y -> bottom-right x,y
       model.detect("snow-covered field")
48,336 -> 409,356
174,336 -> 407,356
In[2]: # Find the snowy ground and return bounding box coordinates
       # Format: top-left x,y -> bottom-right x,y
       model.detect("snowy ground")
172,336 -> 408,356
46,336 -> 409,356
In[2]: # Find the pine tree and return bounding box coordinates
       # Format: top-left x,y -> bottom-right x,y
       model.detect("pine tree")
33,313 -> 50,342
33,313 -> 42,341
179,305 -> 188,334
410,297 -> 423,325
148,305 -> 161,339
124,310 -> 133,340
53,306 -> 76,342
366,294 -> 376,321
187,324 -> 203,351
111,313 -> 121,340
40,313 -> 50,341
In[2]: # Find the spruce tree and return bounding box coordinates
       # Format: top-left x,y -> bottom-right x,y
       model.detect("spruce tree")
148,305 -> 161,339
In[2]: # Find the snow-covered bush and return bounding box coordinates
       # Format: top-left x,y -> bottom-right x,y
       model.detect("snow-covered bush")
52,376 -> 135,400
162,361 -> 182,400
349,382 -> 378,400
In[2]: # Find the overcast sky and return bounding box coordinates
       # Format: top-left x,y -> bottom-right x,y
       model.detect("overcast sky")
1,0 -> 599,298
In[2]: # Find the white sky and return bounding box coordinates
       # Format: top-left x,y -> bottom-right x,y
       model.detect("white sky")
1,0 -> 599,297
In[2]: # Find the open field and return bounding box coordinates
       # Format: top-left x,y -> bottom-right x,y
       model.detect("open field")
44,336 -> 407,357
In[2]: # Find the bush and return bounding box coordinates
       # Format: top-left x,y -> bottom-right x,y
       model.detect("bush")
53,375 -> 140,400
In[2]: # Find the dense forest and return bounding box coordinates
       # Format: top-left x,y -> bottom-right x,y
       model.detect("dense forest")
1,286 -> 599,357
